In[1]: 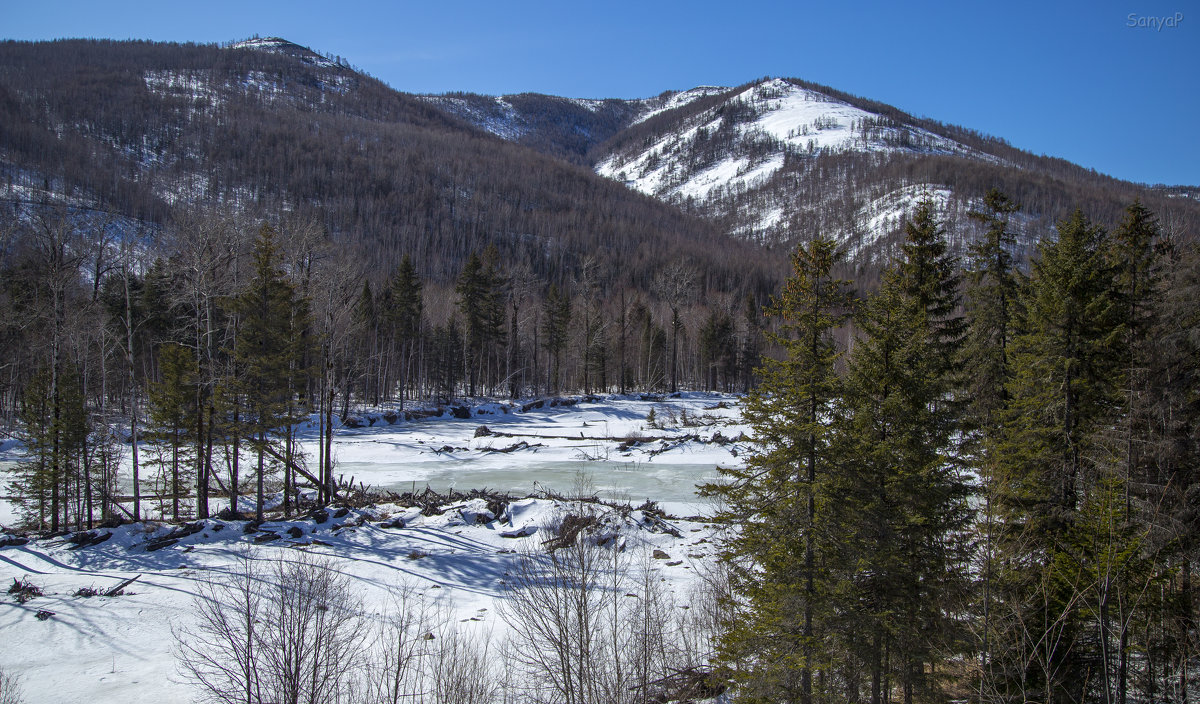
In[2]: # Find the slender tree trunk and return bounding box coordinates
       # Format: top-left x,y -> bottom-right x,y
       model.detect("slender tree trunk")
125,270 -> 140,521
256,433 -> 265,522
230,409 -> 240,515
871,631 -> 883,704
51,320 -> 61,533
82,429 -> 93,529
325,383 -> 335,501
200,403 -> 213,519
171,438 -> 180,522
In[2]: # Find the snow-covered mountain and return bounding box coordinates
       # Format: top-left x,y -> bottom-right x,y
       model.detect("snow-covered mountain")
3,39 -> 1194,276
588,77 -> 1024,251
596,78 -> 978,202
421,74 -> 1164,256
432,74 -> 1194,258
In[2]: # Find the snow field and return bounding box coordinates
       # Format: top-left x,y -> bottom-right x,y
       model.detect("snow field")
0,394 -> 744,703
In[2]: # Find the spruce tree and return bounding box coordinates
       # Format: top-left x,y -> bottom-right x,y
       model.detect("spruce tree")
1104,200 -> 1168,702
352,279 -> 379,403
231,224 -> 305,522
963,188 -> 1021,692
1146,240 -> 1200,698
705,237 -> 852,704
542,283 -> 571,393
964,188 -> 1021,430
990,209 -> 1122,702
455,247 -> 506,396
146,343 -> 199,523
13,363 -> 88,531
1107,200 -> 1166,494
388,254 -> 423,409
827,201 -> 970,704
895,198 -> 967,408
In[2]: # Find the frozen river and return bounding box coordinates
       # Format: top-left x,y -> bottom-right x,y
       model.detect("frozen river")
304,393 -> 747,513
334,457 -> 725,506
1,393 -> 749,523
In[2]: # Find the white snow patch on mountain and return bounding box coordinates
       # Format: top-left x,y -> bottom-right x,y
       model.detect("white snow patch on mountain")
229,37 -> 292,51
228,36 -> 339,69
143,69 -> 222,106
631,85 -> 730,125
422,96 -> 529,140
597,78 -> 973,210
567,97 -> 608,112
849,184 -> 956,257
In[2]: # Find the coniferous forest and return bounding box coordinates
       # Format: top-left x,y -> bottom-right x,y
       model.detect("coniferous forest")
706,196 -> 1200,702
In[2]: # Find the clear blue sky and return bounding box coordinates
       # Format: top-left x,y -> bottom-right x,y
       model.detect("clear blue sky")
5,0 -> 1197,185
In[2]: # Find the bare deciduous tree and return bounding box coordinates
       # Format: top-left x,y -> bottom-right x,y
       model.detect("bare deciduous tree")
0,667 -> 25,704
651,261 -> 697,393
500,518 -> 686,704
429,627 -> 503,704
175,551 -> 366,704
363,583 -> 437,704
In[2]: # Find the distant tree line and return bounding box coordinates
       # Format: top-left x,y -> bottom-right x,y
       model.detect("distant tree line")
0,199 -> 766,532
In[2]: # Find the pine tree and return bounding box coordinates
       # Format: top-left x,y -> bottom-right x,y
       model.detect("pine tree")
705,237 -> 852,704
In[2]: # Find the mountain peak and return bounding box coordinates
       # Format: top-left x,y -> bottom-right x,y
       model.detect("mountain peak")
227,36 -> 339,69
229,36 -> 303,52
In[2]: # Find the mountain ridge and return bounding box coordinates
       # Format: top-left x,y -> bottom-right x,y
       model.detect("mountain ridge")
2,36 -> 1196,281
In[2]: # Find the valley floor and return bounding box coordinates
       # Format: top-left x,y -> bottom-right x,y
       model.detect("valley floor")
0,393 -> 744,703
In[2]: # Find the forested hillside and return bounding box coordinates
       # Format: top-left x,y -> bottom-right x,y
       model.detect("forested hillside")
0,38 -> 773,287
0,38 -> 783,452
2,33 -> 1200,704
587,77 -> 1200,259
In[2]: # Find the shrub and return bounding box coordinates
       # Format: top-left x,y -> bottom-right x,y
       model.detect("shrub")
175,551 -> 367,704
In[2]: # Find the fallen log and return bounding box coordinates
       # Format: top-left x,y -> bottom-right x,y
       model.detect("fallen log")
261,445 -> 338,499
104,574 -> 140,597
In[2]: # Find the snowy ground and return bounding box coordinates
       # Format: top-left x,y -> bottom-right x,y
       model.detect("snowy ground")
0,393 -> 745,703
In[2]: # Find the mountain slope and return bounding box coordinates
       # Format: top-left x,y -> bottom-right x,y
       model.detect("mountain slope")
0,38 -> 777,291
1,38 -> 1194,289
595,78 -> 981,202
583,76 -> 1199,258
417,86 -> 730,163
